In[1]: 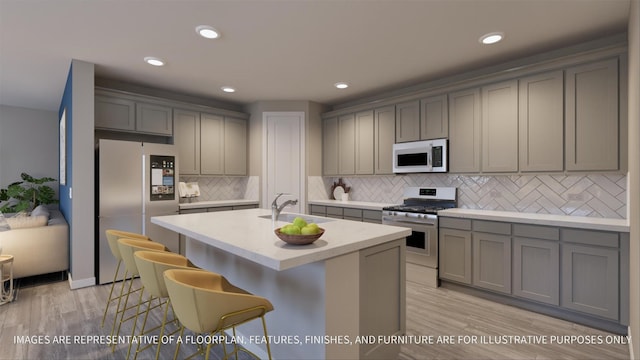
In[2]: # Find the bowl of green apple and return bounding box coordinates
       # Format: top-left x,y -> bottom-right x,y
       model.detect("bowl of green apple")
275,217 -> 325,245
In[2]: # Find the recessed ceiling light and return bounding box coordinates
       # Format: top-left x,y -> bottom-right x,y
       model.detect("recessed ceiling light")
221,86 -> 236,93
144,57 -> 165,66
479,32 -> 504,45
196,25 -> 220,39
334,82 -> 349,89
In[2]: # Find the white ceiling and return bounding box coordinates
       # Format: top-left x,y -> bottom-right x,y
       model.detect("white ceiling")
0,0 -> 631,112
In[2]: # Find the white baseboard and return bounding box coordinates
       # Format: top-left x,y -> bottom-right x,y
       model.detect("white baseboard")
67,273 -> 95,289
630,326 -> 635,360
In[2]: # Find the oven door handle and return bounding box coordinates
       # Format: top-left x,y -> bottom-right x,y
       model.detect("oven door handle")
383,217 -> 437,227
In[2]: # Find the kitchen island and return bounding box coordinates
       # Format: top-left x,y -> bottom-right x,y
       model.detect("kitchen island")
151,208 -> 411,359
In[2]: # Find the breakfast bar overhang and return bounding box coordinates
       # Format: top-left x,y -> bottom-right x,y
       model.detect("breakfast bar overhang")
151,208 -> 411,359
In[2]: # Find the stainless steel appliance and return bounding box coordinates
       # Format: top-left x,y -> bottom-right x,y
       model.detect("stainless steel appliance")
382,187 -> 457,287
96,139 -> 180,284
392,138 -> 448,173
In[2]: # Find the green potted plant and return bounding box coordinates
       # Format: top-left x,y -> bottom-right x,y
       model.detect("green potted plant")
0,173 -> 58,213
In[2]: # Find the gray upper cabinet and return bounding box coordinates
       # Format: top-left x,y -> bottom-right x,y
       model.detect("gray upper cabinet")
338,113 -> 356,175
135,102 -> 173,136
518,71 -> 564,172
374,106 -> 395,174
565,58 -> 619,171
95,95 -> 136,131
395,100 -> 420,143
323,117 -> 339,176
420,94 -> 448,140
224,117 -> 247,175
482,80 -> 518,173
174,109 -> 201,175
200,113 -> 225,175
355,110 -> 374,175
449,88 -> 481,173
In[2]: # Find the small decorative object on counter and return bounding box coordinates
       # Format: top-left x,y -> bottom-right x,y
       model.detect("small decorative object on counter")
330,178 -> 351,200
274,216 -> 324,245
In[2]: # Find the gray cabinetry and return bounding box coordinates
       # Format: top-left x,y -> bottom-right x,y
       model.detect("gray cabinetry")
223,117 -> 247,175
199,113 -> 225,175
355,110 -> 374,175
420,94 -> 448,140
95,95 -> 135,131
472,221 -> 512,294
518,71 -> 564,172
512,224 -> 560,305
565,58 -> 619,171
374,106 -> 395,174
439,217 -> 472,285
338,114 -> 356,175
561,228 -> 619,320
308,204 -> 382,224
395,100 -> 420,143
323,117 -> 339,176
174,109 -> 201,175
481,80 -> 518,172
448,88 -> 481,173
135,102 -> 173,136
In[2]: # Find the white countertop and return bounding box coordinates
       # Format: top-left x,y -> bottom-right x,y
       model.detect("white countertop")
439,208 -> 630,232
152,208 -> 411,271
178,199 -> 259,210
308,199 -> 397,211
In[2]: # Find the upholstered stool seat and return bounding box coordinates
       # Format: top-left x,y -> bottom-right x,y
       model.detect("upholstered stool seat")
164,268 -> 274,360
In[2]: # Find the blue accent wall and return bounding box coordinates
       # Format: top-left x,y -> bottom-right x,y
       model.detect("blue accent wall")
59,64 -> 72,223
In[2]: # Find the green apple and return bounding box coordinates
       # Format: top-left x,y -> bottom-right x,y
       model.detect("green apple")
300,225 -> 320,235
281,225 -> 301,235
292,217 -> 307,229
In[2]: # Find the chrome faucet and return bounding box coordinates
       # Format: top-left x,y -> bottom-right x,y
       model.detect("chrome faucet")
271,193 -> 298,222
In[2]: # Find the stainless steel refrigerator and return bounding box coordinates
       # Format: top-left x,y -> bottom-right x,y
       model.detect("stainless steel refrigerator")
96,139 -> 179,284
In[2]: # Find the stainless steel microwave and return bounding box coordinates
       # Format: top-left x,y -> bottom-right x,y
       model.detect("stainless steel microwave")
392,138 -> 448,173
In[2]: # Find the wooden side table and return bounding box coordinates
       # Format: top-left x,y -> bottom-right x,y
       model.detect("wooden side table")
0,255 -> 14,305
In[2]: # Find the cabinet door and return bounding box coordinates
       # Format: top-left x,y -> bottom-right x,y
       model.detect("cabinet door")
519,71 -> 564,172
95,95 -> 136,131
355,110 -> 374,175
174,109 -> 201,175
224,117 -> 247,175
323,117 -> 339,176
561,243 -> 619,320
200,113 -> 225,175
512,237 -> 559,305
395,100 -> 420,143
374,106 -> 395,174
338,113 -> 356,175
482,80 -> 518,172
449,88 -> 481,173
565,58 -> 619,171
135,102 -> 173,135
420,94 -> 448,140
473,232 -> 511,294
439,228 -> 472,284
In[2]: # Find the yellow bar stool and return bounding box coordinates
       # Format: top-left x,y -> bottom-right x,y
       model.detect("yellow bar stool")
131,250 -> 201,360
164,268 -> 275,360
115,238 -> 168,354
102,230 -> 150,329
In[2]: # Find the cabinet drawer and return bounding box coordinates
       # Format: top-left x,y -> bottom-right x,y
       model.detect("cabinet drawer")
343,208 -> 363,220
473,220 -> 511,235
326,206 -> 344,218
439,217 -> 471,230
513,224 -> 559,241
232,204 -> 257,210
561,228 -> 618,248
179,208 -> 207,214
309,205 -> 326,216
207,206 -> 233,212
363,210 -> 382,223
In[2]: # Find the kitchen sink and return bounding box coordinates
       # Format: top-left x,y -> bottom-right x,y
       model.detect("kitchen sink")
258,213 -> 334,224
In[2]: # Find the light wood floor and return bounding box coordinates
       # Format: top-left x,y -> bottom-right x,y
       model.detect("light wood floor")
0,277 -> 631,359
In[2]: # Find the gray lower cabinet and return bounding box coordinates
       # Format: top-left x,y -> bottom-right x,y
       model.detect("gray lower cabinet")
309,204 -> 382,224
561,228 -> 620,320
512,237 -> 559,305
439,228 -> 472,285
472,232 -> 511,294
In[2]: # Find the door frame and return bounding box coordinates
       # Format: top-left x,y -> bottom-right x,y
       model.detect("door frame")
261,111 -> 306,212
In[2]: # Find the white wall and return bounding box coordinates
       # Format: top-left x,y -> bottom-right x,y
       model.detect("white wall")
0,104 -> 59,198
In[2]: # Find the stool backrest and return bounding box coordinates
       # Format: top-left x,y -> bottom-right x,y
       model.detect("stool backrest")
134,250 -> 199,298
105,229 -> 149,259
117,238 -> 166,276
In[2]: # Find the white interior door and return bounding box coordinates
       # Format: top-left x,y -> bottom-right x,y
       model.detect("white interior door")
263,112 -> 305,213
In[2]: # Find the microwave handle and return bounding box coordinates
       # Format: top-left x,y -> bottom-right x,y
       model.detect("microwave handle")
427,145 -> 432,166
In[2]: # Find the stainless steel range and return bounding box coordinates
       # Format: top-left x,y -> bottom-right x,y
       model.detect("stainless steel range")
382,187 -> 457,287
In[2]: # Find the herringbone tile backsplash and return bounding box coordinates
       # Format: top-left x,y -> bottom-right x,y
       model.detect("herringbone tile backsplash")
311,174 -> 627,219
